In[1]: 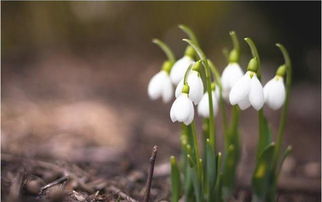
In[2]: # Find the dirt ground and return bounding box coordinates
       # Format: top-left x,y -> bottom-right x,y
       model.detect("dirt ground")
2,50 -> 321,201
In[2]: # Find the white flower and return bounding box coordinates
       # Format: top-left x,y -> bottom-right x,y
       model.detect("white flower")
148,71 -> 173,103
229,71 -> 264,110
170,56 -> 194,85
170,93 -> 194,125
263,76 -> 286,110
175,70 -> 204,105
197,90 -> 219,118
221,63 -> 244,100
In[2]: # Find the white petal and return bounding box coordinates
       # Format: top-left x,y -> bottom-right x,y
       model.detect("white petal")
229,72 -> 251,105
228,63 -> 244,87
265,77 -> 285,110
221,63 -> 244,100
249,75 -> 264,110
170,102 -> 177,122
187,71 -> 204,105
148,71 -> 165,100
263,79 -> 274,101
197,92 -> 218,118
214,88 -> 220,101
175,80 -> 184,98
237,96 -> 251,110
161,74 -> 174,103
175,71 -> 204,105
184,103 -> 194,125
172,94 -> 193,122
170,56 -> 194,85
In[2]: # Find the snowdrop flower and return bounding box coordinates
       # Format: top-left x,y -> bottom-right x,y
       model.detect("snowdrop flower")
221,63 -> 244,99
197,86 -> 220,118
229,70 -> 264,111
147,61 -> 173,103
170,46 -> 195,85
264,74 -> 286,110
175,62 -> 204,105
170,85 -> 194,125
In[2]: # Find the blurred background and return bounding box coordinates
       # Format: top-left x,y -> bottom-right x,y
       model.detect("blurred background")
2,1 -> 321,200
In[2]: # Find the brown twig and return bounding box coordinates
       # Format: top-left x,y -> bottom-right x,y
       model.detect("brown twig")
39,175 -> 69,195
107,185 -> 139,202
143,145 -> 158,202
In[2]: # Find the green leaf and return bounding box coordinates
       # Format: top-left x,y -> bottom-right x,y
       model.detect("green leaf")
170,156 -> 181,202
252,143 -> 276,201
276,145 -> 292,178
214,153 -> 223,202
222,144 -> 239,199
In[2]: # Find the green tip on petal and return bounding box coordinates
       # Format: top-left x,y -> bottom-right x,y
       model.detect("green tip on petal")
161,60 -> 173,74
192,60 -> 202,72
247,57 -> 259,72
182,84 -> 190,94
184,46 -> 195,59
276,65 -> 287,77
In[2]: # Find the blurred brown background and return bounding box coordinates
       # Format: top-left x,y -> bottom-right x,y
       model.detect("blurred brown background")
2,2 -> 321,197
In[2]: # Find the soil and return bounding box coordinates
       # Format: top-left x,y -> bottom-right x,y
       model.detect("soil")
2,50 -> 321,201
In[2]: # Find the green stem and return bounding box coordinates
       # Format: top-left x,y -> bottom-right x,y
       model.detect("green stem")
208,59 -> 228,133
273,44 -> 292,170
152,39 -> 176,63
183,64 -> 193,85
179,24 -> 199,46
230,31 -> 240,52
183,39 -> 216,149
244,38 -> 261,77
230,106 -> 240,136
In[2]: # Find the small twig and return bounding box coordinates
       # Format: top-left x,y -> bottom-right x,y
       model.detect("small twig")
39,175 -> 69,195
143,145 -> 158,202
107,185 -> 138,202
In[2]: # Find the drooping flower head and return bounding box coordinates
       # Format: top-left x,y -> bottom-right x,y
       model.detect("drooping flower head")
175,61 -> 204,105
170,46 -> 195,85
229,58 -> 264,110
221,63 -> 244,99
221,31 -> 243,100
264,65 -> 286,110
148,61 -> 174,103
170,84 -> 194,125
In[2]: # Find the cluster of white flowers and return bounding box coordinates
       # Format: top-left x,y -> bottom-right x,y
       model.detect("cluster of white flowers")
148,55 -> 220,125
148,49 -> 286,126
221,60 -> 286,111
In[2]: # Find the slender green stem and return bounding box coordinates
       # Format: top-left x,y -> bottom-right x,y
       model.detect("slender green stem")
230,106 -> 240,135
208,59 -> 228,133
183,64 -> 193,85
183,39 -> 206,60
274,44 -> 292,170
244,38 -> 261,77
190,122 -> 203,193
183,39 -> 216,149
179,24 -> 199,46
152,39 -> 176,63
230,31 -> 240,52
